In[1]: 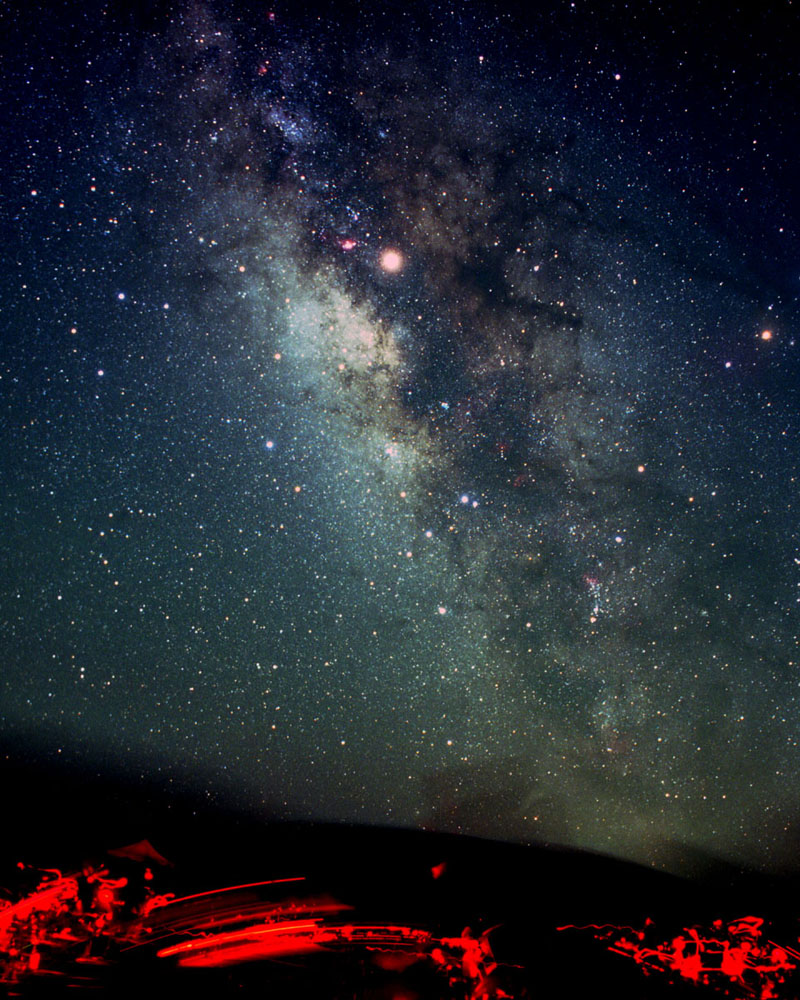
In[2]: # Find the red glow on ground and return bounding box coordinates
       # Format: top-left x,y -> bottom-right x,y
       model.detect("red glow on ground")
158,918 -> 324,967
27,853 -> 800,997
1,862 -> 511,995
161,876 -> 305,908
560,916 -> 797,997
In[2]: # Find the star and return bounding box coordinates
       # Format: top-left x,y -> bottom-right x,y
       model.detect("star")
379,248 -> 404,273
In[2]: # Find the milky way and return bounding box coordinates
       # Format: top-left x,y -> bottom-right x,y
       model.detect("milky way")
2,0 -> 799,872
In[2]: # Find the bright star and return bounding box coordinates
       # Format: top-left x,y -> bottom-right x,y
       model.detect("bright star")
379,248 -> 404,273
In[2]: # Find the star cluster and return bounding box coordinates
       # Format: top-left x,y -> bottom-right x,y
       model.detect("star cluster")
1,0 -> 799,872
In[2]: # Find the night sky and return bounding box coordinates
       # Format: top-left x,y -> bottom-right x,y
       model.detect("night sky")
2,0 -> 800,874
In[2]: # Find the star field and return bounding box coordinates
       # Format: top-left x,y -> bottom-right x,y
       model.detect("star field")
1,0 -> 799,873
